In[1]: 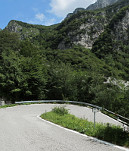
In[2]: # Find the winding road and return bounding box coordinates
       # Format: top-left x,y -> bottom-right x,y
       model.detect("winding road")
0,104 -> 128,151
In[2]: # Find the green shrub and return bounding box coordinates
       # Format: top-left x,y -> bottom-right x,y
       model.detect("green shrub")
52,106 -> 69,115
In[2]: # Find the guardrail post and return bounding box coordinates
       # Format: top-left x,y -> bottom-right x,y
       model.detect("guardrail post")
94,111 -> 96,128
92,108 -> 99,129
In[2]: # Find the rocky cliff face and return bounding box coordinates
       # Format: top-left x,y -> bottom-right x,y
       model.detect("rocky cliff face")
86,0 -> 119,10
66,0 -> 120,19
113,11 -> 129,42
109,10 -> 129,51
92,6 -> 129,58
5,20 -> 22,33
58,10 -> 109,49
57,0 -> 129,50
5,20 -> 40,39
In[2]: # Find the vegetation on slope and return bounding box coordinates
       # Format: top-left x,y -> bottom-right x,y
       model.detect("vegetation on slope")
0,30 -> 129,118
92,5 -> 129,80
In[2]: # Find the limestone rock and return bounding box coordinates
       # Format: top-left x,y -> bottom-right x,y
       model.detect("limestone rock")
5,20 -> 40,40
86,0 -> 119,10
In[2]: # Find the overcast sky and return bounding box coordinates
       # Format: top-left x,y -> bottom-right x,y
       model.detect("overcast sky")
0,0 -> 96,29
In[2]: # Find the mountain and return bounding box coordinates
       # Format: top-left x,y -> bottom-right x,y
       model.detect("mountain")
66,0 -> 121,19
3,0 -> 129,58
86,0 -> 119,10
4,0 -> 129,80
4,0 -> 129,51
55,0 -> 129,50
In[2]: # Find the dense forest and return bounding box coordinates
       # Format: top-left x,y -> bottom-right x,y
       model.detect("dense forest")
0,0 -> 129,119
0,30 -> 129,118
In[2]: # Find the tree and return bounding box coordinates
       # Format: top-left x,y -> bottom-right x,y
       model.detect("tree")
46,62 -> 76,100
0,38 -> 48,102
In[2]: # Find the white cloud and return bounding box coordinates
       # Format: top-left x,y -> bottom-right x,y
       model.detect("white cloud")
49,0 -> 96,17
44,18 -> 56,26
35,13 -> 45,21
27,14 -> 57,26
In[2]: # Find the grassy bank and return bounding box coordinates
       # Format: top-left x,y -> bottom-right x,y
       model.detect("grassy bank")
0,104 -> 17,108
41,106 -> 129,147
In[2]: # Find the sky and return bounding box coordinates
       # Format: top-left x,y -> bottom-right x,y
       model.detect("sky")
0,0 -> 96,29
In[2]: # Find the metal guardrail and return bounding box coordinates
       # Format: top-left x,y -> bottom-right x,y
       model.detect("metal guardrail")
15,100 -> 129,128
104,108 -> 129,122
16,100 -> 102,110
103,108 -> 129,128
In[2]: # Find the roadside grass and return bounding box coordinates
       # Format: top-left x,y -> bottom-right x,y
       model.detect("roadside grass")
0,103 -> 36,109
0,102 -> 45,109
0,104 -> 17,108
40,106 -> 129,148
0,103 -> 35,108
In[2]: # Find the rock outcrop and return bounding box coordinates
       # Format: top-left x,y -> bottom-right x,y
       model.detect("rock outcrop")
66,8 -> 85,19
58,10 -> 109,49
57,0 -> 129,50
92,6 -> 129,58
5,20 -> 40,39
86,0 -> 119,10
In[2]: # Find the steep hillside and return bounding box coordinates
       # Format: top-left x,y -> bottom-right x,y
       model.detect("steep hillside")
4,0 -> 129,51
57,10 -> 109,49
55,0 -> 129,50
3,0 -> 129,78
92,5 -> 129,57
91,5 -> 129,79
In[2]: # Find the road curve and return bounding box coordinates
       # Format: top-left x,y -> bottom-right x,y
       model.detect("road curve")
0,104 -> 128,151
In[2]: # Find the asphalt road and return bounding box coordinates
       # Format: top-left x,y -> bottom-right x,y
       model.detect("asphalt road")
0,104 -> 128,151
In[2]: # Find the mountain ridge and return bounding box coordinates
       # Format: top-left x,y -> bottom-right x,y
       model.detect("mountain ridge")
66,0 -> 120,19
4,0 -> 129,51
86,0 -> 119,10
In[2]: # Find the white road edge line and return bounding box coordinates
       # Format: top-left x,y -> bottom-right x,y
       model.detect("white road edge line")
37,115 -> 129,151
